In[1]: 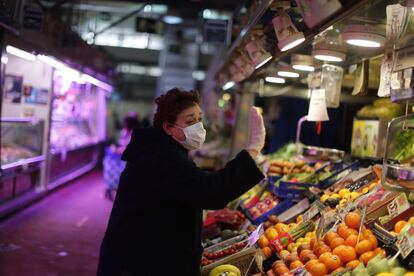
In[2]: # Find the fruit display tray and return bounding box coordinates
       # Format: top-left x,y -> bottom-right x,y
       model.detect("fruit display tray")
268,162 -> 359,200
201,246 -> 259,276
246,200 -> 294,225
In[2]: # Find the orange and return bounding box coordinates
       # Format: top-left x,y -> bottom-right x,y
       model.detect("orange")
315,244 -> 331,257
337,224 -> 350,239
261,246 -> 273,258
346,259 -> 361,269
306,261 -> 327,276
289,260 -> 304,270
348,228 -> 359,237
330,237 -> 345,250
364,235 -> 378,249
300,249 -> 314,262
395,221 -> 409,234
345,234 -> 358,247
275,223 -> 289,235
258,235 -> 270,248
326,231 -> 340,245
331,267 -> 345,273
333,245 -> 356,263
305,259 -> 320,271
265,227 -> 279,241
362,229 -> 373,238
319,252 -> 333,264
323,254 -> 342,272
373,247 -> 386,258
355,240 -> 372,255
345,212 -> 361,229
310,238 -> 317,250
359,251 -> 376,265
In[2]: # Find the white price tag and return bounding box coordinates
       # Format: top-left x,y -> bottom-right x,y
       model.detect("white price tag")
387,193 -> 410,218
248,224 -> 264,247
397,225 -> 414,258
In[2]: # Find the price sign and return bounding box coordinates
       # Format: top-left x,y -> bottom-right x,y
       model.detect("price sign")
397,225 -> 414,258
303,200 -> 325,222
270,232 -> 293,253
387,193 -> 410,218
248,224 -> 264,247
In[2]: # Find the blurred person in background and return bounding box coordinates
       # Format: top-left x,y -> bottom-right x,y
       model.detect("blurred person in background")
103,112 -> 139,201
98,88 -> 266,276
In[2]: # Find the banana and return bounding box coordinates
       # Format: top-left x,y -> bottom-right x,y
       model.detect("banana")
209,264 -> 241,276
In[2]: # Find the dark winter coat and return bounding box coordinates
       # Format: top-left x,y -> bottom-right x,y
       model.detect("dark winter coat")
97,127 -> 264,276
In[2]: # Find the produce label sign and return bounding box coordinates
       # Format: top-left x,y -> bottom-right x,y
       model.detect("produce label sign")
270,233 -> 293,253
387,193 -> 410,218
302,200 -> 324,222
397,226 -> 414,258
248,224 -> 264,247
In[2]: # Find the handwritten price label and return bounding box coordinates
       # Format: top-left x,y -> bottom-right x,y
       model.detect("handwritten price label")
388,193 -> 410,218
397,226 -> 414,258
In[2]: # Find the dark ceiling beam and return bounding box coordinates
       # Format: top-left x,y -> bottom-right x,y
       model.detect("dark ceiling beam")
107,0 -> 241,11
94,3 -> 147,38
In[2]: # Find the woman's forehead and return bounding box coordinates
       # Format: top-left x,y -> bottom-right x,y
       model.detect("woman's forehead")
179,105 -> 202,117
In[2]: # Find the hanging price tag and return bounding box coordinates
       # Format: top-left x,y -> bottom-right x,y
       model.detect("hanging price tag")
387,193 -> 410,218
248,224 -> 264,247
303,200 -> 325,222
397,225 -> 414,258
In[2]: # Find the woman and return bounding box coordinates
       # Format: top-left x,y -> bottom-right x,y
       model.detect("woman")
103,112 -> 139,200
98,88 -> 265,276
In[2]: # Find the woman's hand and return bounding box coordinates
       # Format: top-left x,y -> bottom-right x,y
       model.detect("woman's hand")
245,107 -> 266,160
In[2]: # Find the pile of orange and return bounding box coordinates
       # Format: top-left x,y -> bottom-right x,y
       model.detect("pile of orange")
258,222 -> 292,259
284,212 -> 385,276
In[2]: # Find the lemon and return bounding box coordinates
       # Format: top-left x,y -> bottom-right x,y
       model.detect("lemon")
321,194 -> 329,203
297,237 -> 304,243
306,232 -> 313,238
350,192 -> 360,201
339,189 -> 350,198
330,193 -> 340,199
377,273 -> 393,276
362,187 -> 369,194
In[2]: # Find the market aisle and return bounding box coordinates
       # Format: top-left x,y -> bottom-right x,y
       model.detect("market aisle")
0,170 -> 113,276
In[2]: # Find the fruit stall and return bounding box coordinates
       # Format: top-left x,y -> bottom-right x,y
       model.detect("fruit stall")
200,0 -> 414,275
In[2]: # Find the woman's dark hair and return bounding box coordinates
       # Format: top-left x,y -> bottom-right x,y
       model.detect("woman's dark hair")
153,88 -> 200,128
123,112 -> 139,131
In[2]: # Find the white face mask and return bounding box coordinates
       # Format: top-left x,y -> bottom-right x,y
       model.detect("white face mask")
175,122 -> 206,151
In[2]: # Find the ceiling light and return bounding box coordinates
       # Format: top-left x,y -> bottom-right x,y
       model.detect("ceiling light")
272,8 -> 305,52
265,77 -> 285,84
312,41 -> 346,62
291,54 -> 315,72
163,9 -> 183,25
192,70 -> 205,81
222,81 -> 235,90
278,71 -> 299,78
81,74 -> 113,92
343,25 -> 385,48
1,56 -> 8,64
245,35 -> 273,69
6,45 -> 36,61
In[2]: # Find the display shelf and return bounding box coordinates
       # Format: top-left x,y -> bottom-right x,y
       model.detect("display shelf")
1,155 -> 45,172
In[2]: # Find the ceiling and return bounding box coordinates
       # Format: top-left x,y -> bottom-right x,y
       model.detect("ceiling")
41,0 -> 247,100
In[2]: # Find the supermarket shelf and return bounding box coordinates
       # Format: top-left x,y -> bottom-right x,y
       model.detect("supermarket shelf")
0,117 -> 40,123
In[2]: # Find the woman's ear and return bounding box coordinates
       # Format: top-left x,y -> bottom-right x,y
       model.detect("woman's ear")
163,122 -> 174,135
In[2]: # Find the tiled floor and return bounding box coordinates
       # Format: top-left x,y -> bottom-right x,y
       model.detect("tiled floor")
0,170 -> 113,276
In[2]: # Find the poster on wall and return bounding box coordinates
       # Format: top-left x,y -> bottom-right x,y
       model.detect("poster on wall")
3,75 -> 23,104
23,85 -> 49,105
351,119 -> 380,158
